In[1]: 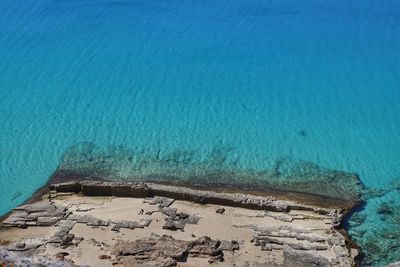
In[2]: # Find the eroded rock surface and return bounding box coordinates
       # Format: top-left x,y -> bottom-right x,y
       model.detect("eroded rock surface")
50,180 -> 347,213
3,201 -> 66,228
283,245 -> 330,267
113,235 -> 223,266
0,182 -> 359,267
0,247 -> 77,267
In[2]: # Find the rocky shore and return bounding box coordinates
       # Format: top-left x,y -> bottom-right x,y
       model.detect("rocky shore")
0,181 -> 360,266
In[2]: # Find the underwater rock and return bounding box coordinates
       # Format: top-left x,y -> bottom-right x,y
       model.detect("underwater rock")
359,223 -> 400,266
390,180 -> 400,191
51,143 -> 364,203
387,262 -> 400,267
348,199 -> 400,266
10,192 -> 22,201
364,239 -> 389,263
348,212 -> 366,227
362,187 -> 390,200
377,202 -> 394,215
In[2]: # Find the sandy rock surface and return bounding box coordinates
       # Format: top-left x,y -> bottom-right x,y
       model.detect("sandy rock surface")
0,183 -> 358,266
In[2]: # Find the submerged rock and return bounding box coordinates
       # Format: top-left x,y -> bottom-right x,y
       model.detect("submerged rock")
387,262 -> 400,267
348,212 -> 366,227
52,143 -> 364,202
377,202 -> 394,215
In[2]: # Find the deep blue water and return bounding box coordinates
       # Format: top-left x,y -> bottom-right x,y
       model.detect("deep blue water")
1,0 -> 399,265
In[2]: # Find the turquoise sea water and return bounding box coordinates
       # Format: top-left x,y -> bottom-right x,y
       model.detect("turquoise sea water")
0,0 -> 399,265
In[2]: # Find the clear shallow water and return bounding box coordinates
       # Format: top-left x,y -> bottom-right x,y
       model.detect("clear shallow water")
0,0 -> 399,265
